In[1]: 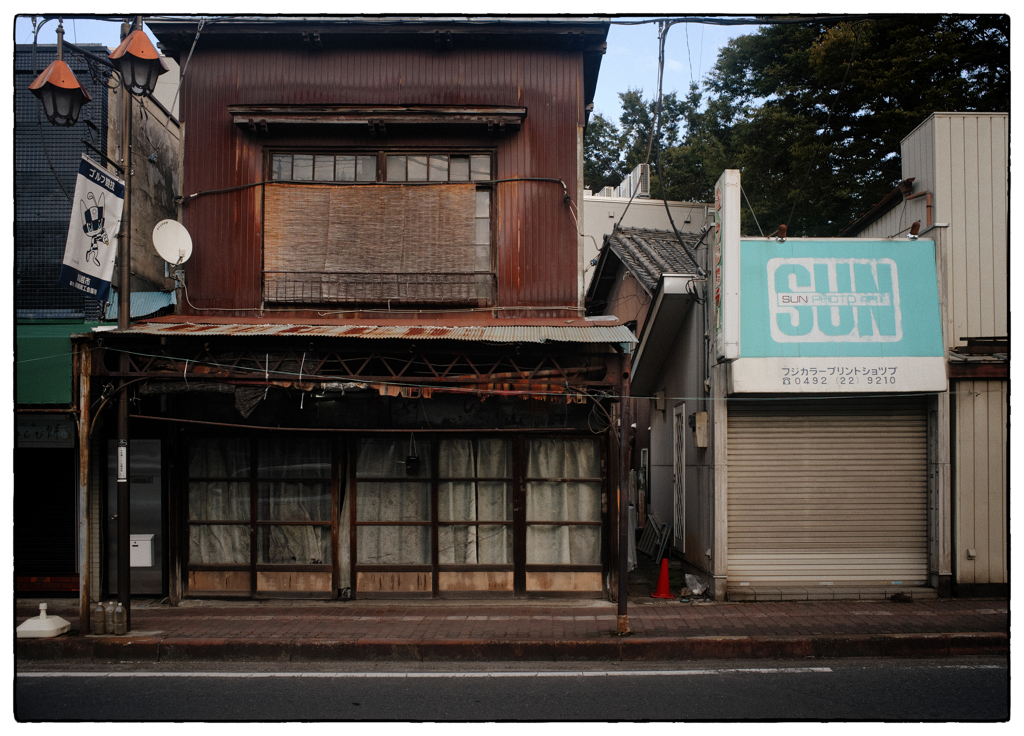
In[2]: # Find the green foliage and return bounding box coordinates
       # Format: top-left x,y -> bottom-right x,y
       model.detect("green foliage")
583,113 -> 625,194
585,15 -> 1009,236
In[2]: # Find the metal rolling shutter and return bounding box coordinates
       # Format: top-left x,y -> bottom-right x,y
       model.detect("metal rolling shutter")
727,398 -> 928,587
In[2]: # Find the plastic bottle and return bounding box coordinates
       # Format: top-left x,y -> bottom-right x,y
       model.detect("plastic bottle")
105,600 -> 115,633
92,602 -> 106,635
113,601 -> 127,635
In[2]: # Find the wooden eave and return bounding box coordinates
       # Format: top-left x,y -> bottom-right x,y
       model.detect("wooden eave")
229,105 -> 527,132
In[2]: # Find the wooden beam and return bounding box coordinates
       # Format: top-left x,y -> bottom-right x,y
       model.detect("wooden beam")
948,362 -> 1008,379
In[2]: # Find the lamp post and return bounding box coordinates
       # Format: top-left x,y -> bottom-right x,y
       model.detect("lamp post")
29,15 -> 167,633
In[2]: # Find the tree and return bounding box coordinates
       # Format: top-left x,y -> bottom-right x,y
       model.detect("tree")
583,112 -> 624,193
705,15 -> 1009,235
587,15 -> 1010,236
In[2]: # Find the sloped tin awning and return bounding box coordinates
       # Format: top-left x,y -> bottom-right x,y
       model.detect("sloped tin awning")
100,319 -> 638,345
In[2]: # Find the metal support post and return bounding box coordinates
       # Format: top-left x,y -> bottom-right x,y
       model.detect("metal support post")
115,19 -> 135,631
617,351 -> 631,634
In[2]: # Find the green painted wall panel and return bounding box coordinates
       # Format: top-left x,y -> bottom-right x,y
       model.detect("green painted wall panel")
16,322 -> 103,405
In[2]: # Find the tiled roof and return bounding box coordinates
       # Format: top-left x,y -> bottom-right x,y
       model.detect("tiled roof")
604,226 -> 704,294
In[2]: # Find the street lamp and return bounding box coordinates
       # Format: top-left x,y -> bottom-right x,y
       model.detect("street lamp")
109,27 -> 170,96
28,20 -> 91,126
28,15 -> 168,635
28,17 -> 167,126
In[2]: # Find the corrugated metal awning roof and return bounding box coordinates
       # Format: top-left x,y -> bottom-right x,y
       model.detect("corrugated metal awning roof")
103,320 -> 637,344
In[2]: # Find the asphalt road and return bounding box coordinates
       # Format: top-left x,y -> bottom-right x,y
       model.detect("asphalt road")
15,657 -> 1009,721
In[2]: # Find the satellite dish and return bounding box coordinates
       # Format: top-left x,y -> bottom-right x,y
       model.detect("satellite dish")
152,219 -> 193,265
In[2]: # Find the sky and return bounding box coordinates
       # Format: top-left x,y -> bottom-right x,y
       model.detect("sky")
11,11 -> 760,124
592,18 -> 759,123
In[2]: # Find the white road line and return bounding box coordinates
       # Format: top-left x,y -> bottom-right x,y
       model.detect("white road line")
19,667 -> 835,678
19,664 -> 1008,679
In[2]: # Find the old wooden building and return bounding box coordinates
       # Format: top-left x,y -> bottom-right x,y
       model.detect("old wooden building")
73,17 -> 638,614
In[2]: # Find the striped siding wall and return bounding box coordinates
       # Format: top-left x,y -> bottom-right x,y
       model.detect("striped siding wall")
179,46 -> 585,315
954,380 -> 1008,586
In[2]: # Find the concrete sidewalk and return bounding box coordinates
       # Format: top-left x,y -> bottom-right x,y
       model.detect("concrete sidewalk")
15,595 -> 1008,664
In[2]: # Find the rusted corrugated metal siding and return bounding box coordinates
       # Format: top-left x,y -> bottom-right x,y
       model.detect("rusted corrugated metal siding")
111,321 -> 637,344
179,43 -> 584,317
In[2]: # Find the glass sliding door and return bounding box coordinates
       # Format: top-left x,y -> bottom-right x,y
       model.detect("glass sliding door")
254,437 -> 334,594
437,438 -> 513,594
524,438 -> 604,594
187,438 -> 252,593
352,438 -> 433,596
350,434 -> 605,599
186,435 -> 339,597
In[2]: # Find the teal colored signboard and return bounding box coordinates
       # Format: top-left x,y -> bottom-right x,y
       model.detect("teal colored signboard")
739,239 -> 943,358
727,239 -> 946,393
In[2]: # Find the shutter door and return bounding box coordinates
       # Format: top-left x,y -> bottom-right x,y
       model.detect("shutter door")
727,398 -> 928,587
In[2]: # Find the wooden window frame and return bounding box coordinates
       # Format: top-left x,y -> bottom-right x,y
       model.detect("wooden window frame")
349,433 -> 607,599
184,434 -> 341,599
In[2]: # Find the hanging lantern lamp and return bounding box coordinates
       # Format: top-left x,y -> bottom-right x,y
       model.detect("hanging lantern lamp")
28,20 -> 91,126
108,27 -> 169,96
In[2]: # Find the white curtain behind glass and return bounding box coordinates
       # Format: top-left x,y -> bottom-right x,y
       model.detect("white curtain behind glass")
356,438 -> 431,565
526,439 -> 601,564
438,439 -> 511,564
188,438 -> 250,564
257,438 -> 332,565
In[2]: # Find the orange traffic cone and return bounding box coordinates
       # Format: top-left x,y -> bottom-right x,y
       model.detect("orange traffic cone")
651,557 -> 675,599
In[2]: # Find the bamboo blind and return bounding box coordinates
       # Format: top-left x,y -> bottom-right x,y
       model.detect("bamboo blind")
264,183 -> 485,303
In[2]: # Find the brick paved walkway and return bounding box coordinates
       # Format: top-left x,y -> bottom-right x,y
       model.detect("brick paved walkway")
17,596 -> 1008,642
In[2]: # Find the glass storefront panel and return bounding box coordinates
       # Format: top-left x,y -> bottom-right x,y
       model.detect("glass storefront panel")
357,525 -> 431,565
189,524 -> 250,565
189,482 -> 249,521
526,481 -> 601,522
526,438 -> 601,480
356,437 -> 432,479
188,437 -> 250,478
356,482 -> 431,522
256,481 -> 332,522
256,524 -> 331,565
439,524 -> 512,565
256,436 -> 331,478
526,525 -> 600,565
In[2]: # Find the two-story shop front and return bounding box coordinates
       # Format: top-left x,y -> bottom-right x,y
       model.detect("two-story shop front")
73,17 -> 637,610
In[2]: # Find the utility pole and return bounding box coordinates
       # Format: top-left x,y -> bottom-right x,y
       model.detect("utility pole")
115,17 -> 138,632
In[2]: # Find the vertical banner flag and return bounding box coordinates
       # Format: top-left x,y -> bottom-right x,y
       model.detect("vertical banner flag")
58,155 -> 125,303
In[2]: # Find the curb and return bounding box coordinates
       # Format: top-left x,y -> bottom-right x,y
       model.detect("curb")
17,632 -> 1008,664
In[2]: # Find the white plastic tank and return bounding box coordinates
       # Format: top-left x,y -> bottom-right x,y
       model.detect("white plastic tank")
17,603 -> 71,639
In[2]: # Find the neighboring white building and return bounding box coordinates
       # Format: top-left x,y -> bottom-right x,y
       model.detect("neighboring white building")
582,165 -> 710,290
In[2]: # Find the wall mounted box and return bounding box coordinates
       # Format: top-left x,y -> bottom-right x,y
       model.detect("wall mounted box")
130,534 -> 154,567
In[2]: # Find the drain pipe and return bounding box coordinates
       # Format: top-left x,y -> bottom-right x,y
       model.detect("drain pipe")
905,189 -> 933,229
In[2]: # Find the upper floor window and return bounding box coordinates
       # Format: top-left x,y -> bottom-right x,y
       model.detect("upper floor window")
272,153 -> 377,182
263,150 -> 495,307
